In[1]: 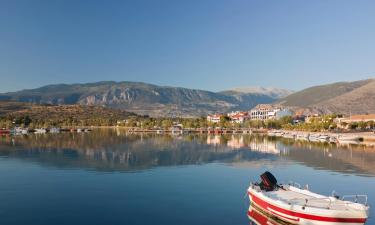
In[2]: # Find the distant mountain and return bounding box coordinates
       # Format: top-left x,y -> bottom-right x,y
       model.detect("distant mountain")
0,81 -> 282,117
224,87 -> 293,99
278,79 -> 375,115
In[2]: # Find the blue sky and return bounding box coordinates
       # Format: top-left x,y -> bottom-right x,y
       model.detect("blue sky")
0,0 -> 374,92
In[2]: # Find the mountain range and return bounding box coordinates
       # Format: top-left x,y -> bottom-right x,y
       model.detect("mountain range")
223,87 -> 293,99
0,81 -> 285,117
0,78 -> 374,117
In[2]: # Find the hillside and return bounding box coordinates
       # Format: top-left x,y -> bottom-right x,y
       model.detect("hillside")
0,81 -> 282,117
0,101 -> 33,116
223,87 -> 293,99
279,79 -> 375,115
0,104 -> 137,127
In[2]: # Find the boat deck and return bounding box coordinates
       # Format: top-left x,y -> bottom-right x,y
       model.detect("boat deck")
262,186 -> 352,211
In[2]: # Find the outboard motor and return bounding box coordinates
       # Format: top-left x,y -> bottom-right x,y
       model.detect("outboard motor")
260,171 -> 278,191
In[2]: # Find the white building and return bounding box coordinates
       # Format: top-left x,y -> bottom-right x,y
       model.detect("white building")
250,104 -> 292,120
207,114 -> 222,123
227,111 -> 249,123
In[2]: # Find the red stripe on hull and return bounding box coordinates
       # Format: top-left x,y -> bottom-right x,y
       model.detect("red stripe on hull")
249,191 -> 366,223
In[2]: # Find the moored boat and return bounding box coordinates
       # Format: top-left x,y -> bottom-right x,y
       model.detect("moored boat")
329,136 -> 338,143
338,135 -> 361,142
308,134 -> 321,142
283,133 -> 296,139
11,127 -> 29,135
268,130 -> 277,137
0,129 -> 10,135
247,171 -> 369,225
34,128 -> 47,134
318,135 -> 330,142
49,127 -> 60,133
296,133 -> 309,141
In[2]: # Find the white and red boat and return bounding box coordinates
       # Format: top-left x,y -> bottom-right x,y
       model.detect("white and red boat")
247,172 -> 370,225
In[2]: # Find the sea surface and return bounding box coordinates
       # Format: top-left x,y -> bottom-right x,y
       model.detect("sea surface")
0,129 -> 374,225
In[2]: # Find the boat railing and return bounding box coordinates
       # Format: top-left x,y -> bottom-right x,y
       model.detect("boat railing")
288,195 -> 368,210
287,181 -> 301,189
287,196 -> 334,209
342,195 -> 368,206
307,197 -> 334,209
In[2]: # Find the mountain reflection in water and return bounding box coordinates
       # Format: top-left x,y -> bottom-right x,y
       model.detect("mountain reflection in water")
0,128 -> 374,176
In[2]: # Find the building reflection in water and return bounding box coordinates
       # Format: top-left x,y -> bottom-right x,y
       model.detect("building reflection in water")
1,129 -> 375,176
206,134 -> 287,155
0,130 -> 280,172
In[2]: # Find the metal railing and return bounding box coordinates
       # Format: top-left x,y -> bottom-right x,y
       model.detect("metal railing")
287,181 -> 301,189
342,195 -> 368,206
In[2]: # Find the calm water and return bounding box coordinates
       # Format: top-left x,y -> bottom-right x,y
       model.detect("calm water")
0,129 -> 374,225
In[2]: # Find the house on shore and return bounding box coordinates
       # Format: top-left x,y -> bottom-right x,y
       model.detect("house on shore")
207,114 -> 223,123
335,114 -> 375,129
227,111 -> 249,123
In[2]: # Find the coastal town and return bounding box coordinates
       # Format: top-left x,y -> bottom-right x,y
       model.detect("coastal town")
207,103 -> 375,130
1,102 -> 374,147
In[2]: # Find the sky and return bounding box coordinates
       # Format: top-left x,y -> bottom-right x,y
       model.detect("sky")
0,0 -> 375,93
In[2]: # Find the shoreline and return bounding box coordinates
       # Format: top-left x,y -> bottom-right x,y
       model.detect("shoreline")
271,129 -> 375,142
4,126 -> 375,142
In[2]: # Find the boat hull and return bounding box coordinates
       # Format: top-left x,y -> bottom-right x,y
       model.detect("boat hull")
248,188 -> 367,225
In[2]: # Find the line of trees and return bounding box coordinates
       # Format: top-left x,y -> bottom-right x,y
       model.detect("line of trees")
2,111 -> 373,132
116,115 -> 294,129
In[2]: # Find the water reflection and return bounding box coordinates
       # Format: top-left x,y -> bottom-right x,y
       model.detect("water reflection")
0,129 -> 375,176
0,130 -> 279,172
207,135 -> 285,154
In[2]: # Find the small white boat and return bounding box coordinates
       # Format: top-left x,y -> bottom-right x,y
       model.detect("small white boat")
318,135 -> 330,142
248,172 -> 369,225
34,128 -> 47,134
268,131 -> 277,137
49,127 -> 60,133
329,136 -> 338,143
338,135 -> 361,142
283,133 -> 296,139
296,133 -> 310,141
171,129 -> 183,135
309,134 -> 320,142
12,127 -> 28,135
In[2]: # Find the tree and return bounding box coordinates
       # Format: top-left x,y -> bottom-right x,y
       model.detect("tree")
367,121 -> 374,129
265,119 -> 281,129
161,119 -> 172,129
350,122 -> 358,130
358,121 -> 367,130
279,116 -> 293,125
219,115 -> 230,128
